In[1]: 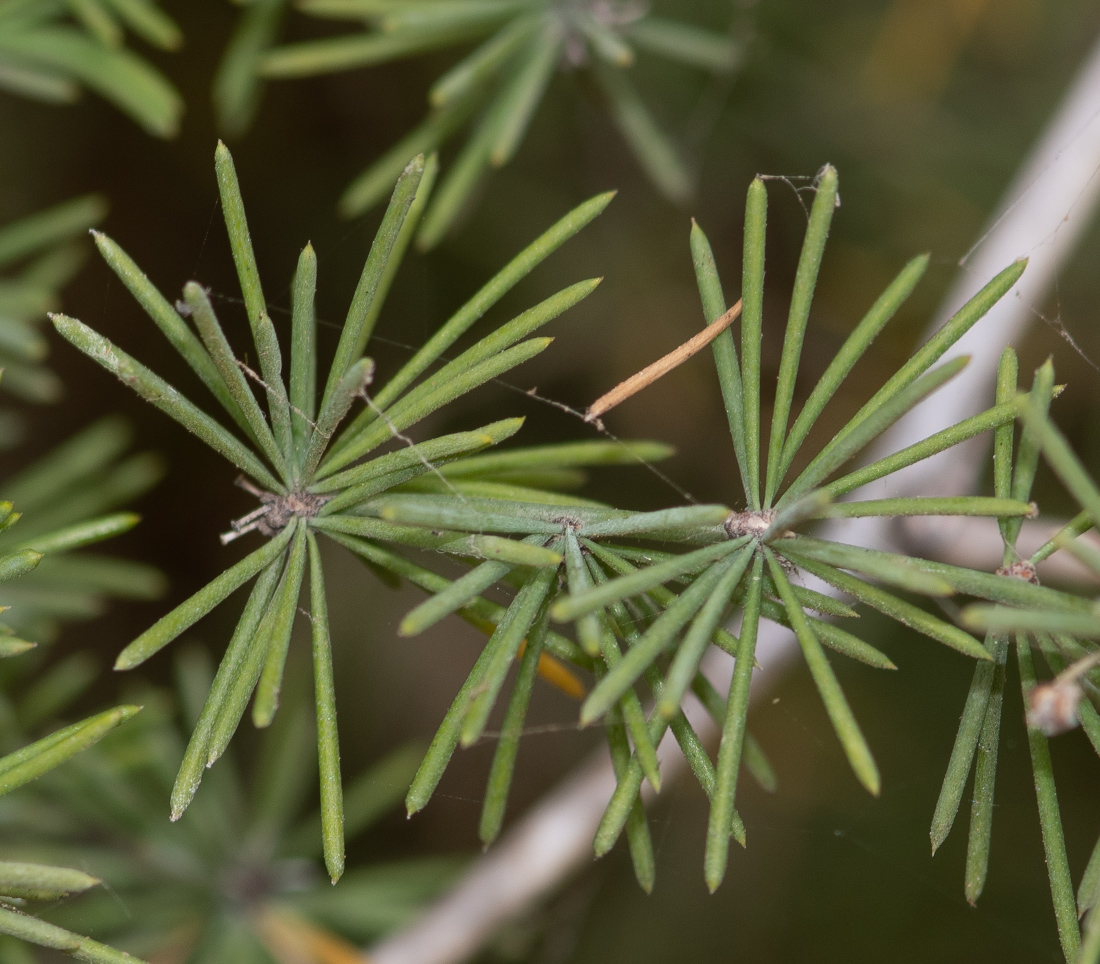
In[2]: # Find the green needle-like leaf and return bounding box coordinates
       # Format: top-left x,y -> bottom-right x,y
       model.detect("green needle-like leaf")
1082,909 -> 1100,964
414,95 -> 503,249
780,355 -> 970,506
581,557 -> 730,725
0,861 -> 99,900
568,534 -> 660,789
1030,511 -> 1092,566
439,439 -> 673,478
465,535 -> 561,567
306,533 -> 344,883
328,275 -> 595,473
262,25 -> 487,78
624,17 -> 739,72
788,551 -> 990,661
780,537 -> 1100,615
285,742 -> 423,856
92,232 -> 250,433
930,632 -> 1002,853
379,2 -> 526,34
0,903 -> 147,964
183,281 -> 288,477
705,552 -> 763,892
407,633 -> 509,816
773,536 -> 953,597
0,638 -> 36,658
400,559 -> 513,637
321,337 -> 553,473
813,496 -> 1035,520
962,606 -> 1100,638
0,548 -> 43,583
658,545 -> 754,720
289,242 -> 318,458
479,600 -> 548,846
1017,636 -> 1081,960
0,417 -> 131,508
1022,399 -> 1100,531
171,554 -> 285,819
551,538 -> 748,622
740,178 -> 766,509
323,156 -> 423,409
994,347 -> 1018,538
377,495 -> 561,535
579,504 -> 731,539
205,578 -> 289,769
801,258 -> 1027,494
315,418 -> 523,501
333,191 -> 613,450
215,142 -> 293,454
757,595 -> 895,670
690,220 -> 751,502
253,522 -> 309,727
460,566 -> 556,746
0,28 -> 181,136
51,313 -> 284,493
107,0 -> 181,48
1007,359 -> 1055,546
115,523 -> 295,670
765,547 -> 879,795
603,700 -> 656,892
301,358 -> 375,479
340,98 -> 476,218
575,11 -> 633,66
779,254 -> 928,483
964,633 -> 1008,904
763,165 -> 838,506
1080,832 -> 1100,920
0,195 -> 105,269
823,399 -> 1022,500
0,705 -> 140,797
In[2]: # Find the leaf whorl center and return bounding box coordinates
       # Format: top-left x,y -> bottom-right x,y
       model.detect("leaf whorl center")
222,477 -> 328,544
724,509 -> 775,541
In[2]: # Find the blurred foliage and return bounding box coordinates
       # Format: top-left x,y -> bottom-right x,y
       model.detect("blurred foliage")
0,0 -> 182,136
220,0 -> 747,246
0,195 -> 105,446
0,416 -> 164,647
0,423 -> 155,962
0,647 -> 461,963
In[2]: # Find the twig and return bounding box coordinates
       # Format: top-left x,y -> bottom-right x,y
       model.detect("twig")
584,300 -> 742,425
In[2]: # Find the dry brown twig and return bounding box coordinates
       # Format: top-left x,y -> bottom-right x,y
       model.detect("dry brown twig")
584,300 -> 743,426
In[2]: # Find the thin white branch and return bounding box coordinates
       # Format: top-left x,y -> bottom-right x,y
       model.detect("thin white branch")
367,29 -> 1100,964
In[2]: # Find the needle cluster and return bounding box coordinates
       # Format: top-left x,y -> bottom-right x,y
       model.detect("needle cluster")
219,0 -> 744,244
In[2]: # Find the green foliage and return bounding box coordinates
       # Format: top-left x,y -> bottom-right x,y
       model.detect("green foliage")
220,0 -> 743,244
0,433 -> 150,960
357,166 -> 1049,894
0,0 -> 182,136
0,416 -> 165,646
51,141 -> 676,884
949,371 -> 1100,964
0,648 -> 459,963
0,196 -> 107,445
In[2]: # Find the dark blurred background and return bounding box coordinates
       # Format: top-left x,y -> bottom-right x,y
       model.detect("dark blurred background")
3,0 -> 1100,960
